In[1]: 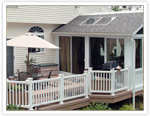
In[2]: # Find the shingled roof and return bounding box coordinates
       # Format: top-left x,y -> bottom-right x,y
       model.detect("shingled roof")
53,12 -> 143,35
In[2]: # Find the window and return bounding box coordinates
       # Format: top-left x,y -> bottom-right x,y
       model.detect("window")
81,18 -> 99,25
95,17 -> 115,25
90,37 -> 104,70
123,6 -> 126,8
107,38 -> 124,68
81,17 -> 115,25
28,26 -> 44,53
135,39 -> 142,68
137,28 -> 143,34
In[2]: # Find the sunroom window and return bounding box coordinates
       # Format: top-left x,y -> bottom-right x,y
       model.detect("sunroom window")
107,38 -> 124,68
28,26 -> 44,53
135,39 -> 142,68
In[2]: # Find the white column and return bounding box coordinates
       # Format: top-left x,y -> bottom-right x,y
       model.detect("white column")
88,67 -> 93,93
27,78 -> 33,110
111,68 -> 115,95
84,71 -> 89,98
84,36 -> 89,69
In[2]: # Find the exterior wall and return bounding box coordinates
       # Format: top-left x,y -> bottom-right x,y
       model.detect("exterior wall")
7,6 -> 112,24
7,22 -> 60,73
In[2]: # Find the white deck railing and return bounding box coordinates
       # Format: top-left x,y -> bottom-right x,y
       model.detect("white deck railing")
6,68 -> 129,110
90,68 -> 129,95
6,73 -> 88,110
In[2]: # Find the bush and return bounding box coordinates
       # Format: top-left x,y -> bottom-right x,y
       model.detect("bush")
79,102 -> 111,110
6,104 -> 24,110
8,85 -> 23,91
119,104 -> 134,110
139,103 -> 144,110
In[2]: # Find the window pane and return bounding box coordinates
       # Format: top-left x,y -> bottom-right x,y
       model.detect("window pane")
107,38 -> 124,68
29,35 -> 44,53
82,18 -> 99,25
95,17 -> 112,25
59,36 -> 71,72
90,37 -> 104,70
135,39 -> 142,68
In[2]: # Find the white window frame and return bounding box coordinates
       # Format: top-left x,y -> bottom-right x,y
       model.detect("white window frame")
28,26 -> 45,54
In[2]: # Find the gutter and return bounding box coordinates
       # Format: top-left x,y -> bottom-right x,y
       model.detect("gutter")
52,31 -> 132,37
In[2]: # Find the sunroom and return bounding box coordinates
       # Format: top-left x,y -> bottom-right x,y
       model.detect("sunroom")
53,12 -> 143,92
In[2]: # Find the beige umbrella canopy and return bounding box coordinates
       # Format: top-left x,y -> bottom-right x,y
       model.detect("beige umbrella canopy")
7,33 -> 59,65
7,33 -> 59,49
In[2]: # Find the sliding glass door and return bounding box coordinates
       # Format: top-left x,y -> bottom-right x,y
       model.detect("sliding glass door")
90,37 -> 104,70
72,37 -> 85,74
59,36 -> 71,72
59,36 -> 85,74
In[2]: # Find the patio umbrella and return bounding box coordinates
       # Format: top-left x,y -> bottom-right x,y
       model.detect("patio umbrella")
7,33 -> 59,65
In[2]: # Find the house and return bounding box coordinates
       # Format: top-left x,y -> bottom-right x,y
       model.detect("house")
119,5 -> 144,11
52,11 -> 143,94
6,6 -> 144,110
6,5 -> 113,77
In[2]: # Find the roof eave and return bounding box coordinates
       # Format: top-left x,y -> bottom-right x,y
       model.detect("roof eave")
52,31 -> 132,37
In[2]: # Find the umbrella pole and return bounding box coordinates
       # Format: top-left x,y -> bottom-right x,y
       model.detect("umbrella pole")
27,48 -> 29,70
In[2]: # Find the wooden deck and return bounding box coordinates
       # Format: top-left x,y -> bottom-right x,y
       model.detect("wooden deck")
36,90 -> 143,110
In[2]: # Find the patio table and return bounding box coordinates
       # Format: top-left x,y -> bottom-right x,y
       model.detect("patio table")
31,73 -> 43,80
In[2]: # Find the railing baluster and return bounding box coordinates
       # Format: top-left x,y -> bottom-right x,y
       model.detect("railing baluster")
41,82 -> 42,103
106,73 -> 107,91
25,84 -> 27,105
15,84 -> 17,105
22,84 -> 23,105
101,73 -> 102,91
97,73 -> 99,91
12,83 -> 14,105
53,80 -> 54,100
46,81 -> 47,102
109,73 -> 111,91
9,83 -> 11,104
19,84 -> 20,105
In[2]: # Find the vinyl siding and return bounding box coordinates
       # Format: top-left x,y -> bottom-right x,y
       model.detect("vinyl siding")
7,5 -> 112,24
7,23 -> 60,73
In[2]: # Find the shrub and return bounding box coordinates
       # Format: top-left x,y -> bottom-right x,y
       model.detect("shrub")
80,102 -> 111,110
6,104 -> 24,110
139,103 -> 144,110
8,85 -> 23,91
119,104 -> 134,110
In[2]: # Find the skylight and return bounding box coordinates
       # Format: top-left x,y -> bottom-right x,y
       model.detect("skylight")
82,18 -> 99,25
95,17 -> 116,25
81,17 -> 116,25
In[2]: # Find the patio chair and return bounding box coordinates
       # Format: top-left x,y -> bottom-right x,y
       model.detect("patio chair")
48,70 -> 52,79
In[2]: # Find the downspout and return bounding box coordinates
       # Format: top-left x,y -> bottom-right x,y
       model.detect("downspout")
131,38 -> 135,109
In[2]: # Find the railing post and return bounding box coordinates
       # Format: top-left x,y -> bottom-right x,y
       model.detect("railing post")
87,67 -> 92,94
59,74 -> 64,104
111,68 -> 115,95
125,65 -> 130,91
84,71 -> 89,98
26,78 -> 33,110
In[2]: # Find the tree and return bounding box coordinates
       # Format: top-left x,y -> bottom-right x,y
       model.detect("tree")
111,6 -> 122,11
